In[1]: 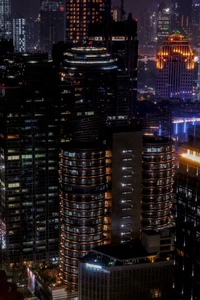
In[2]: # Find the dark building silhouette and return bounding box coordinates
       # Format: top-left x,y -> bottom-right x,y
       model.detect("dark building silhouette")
174,126 -> 200,299
88,14 -> 138,118
171,0 -> 192,38
40,0 -> 65,54
0,53 -> 60,264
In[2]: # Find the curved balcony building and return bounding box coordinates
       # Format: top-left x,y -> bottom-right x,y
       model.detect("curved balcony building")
59,143 -> 109,289
142,135 -> 174,231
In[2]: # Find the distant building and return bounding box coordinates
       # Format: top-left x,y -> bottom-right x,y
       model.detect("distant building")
40,1 -> 65,54
0,0 -> 12,39
171,0 -> 192,39
174,125 -> 200,299
157,1 -> 171,48
191,1 -> 200,48
156,33 -> 194,100
66,0 -> 111,42
78,239 -> 173,300
138,9 -> 157,55
13,18 -> 26,52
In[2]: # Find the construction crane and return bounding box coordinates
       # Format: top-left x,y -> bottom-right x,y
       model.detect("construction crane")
120,0 -> 126,21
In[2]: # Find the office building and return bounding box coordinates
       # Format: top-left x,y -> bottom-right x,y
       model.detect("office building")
156,32 -> 194,100
157,1 -> 171,48
0,53 -> 60,264
66,0 -> 111,42
111,125 -> 143,243
171,0 -> 192,39
191,1 -> 200,48
88,14 -> 138,118
173,125 -> 200,299
78,239 -> 173,300
0,0 -> 11,39
40,0 -> 65,54
13,18 -> 26,52
138,9 -> 157,55
60,47 -> 118,130
142,135 -> 174,232
59,46 -> 117,290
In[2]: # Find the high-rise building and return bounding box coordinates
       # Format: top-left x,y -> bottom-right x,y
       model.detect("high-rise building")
191,1 -> 200,48
88,14 -> 138,118
66,0 -> 111,42
59,46 -> 117,290
157,1 -> 171,48
111,125 -> 143,243
174,125 -> 200,299
78,239 -> 173,300
171,0 -> 192,39
156,33 -> 194,100
138,9 -> 157,55
13,18 -> 26,52
0,53 -> 60,264
0,0 -> 11,39
40,0 -> 65,54
142,135 -> 174,232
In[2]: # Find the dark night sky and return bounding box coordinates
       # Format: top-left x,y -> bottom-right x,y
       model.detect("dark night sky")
12,0 -> 160,19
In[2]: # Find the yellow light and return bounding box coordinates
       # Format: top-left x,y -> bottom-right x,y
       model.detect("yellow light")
181,152 -> 200,163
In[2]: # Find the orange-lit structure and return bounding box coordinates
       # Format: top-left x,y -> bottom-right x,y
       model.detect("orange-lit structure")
156,33 -> 194,100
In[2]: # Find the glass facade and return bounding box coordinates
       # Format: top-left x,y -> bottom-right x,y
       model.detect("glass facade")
142,136 -> 174,231
0,54 -> 60,264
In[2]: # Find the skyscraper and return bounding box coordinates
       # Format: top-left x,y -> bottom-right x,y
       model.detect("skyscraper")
142,135 -> 174,232
191,1 -> 200,48
59,47 -> 117,290
174,126 -> 200,299
157,1 -> 171,48
66,0 -> 111,42
171,0 -> 192,39
156,32 -> 194,100
0,53 -> 60,264
0,0 -> 12,39
138,9 -> 157,55
88,14 -> 138,118
40,0 -> 65,54
13,18 -> 26,52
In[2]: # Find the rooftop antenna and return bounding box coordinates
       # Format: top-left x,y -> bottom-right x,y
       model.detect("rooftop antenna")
120,0 -> 126,21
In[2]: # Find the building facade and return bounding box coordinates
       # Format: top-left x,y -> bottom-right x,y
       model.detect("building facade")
156,33 -> 194,100
78,241 -> 173,300
66,0 -> 111,42
0,53 -> 60,264
0,0 -> 11,39
111,126 -> 143,243
174,126 -> 200,299
59,46 -> 117,290
13,18 -> 26,52
40,0 -> 65,54
171,0 -> 192,39
88,15 -> 138,118
142,135 -> 174,231
157,1 -> 171,48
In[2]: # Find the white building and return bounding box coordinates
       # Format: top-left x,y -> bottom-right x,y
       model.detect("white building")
13,18 -> 26,53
